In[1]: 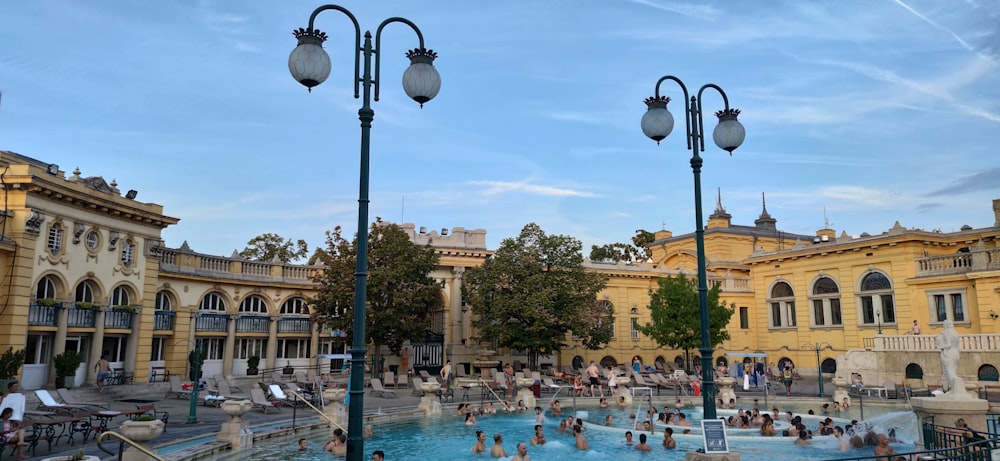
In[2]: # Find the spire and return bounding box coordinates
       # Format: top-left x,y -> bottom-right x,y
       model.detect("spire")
755,192 -> 777,230
708,187 -> 731,221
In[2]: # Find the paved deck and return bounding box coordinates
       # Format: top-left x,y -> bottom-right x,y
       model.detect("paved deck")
15,374 -> 876,460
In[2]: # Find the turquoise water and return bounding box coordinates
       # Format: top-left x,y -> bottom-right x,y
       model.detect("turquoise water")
216,406 -> 918,461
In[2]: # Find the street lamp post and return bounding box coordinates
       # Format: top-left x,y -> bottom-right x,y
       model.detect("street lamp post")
876,311 -> 883,335
805,342 -> 833,398
187,343 -> 201,424
288,6 -> 440,461
641,76 -> 745,420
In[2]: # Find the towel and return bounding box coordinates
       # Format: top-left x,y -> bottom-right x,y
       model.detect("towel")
0,393 -> 25,421
742,374 -> 750,391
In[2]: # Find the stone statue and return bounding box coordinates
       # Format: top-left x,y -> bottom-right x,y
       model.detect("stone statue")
936,320 -> 961,392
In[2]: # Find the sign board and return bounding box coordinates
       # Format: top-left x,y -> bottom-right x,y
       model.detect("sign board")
701,419 -> 729,454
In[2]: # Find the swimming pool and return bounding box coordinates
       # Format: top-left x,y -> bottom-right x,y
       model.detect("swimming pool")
216,406 -> 918,461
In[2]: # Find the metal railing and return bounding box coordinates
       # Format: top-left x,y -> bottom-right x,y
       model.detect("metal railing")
66,307 -> 97,328
97,430 -> 166,461
153,310 -> 176,330
28,302 -> 59,326
277,318 -> 312,334
104,310 -> 134,329
236,315 -> 270,333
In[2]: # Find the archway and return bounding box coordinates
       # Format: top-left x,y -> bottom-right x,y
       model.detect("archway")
978,364 -> 999,382
821,358 -> 837,374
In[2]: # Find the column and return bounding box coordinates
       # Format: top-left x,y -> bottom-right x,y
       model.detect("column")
267,315 -> 279,373
223,314 -> 237,377
90,310 -> 106,385
50,304 -> 69,387
450,267 -> 465,355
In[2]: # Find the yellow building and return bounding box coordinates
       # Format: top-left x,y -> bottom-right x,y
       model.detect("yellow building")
3,149 -> 998,389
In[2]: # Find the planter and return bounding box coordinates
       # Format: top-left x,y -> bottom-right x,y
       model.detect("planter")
55,376 -> 70,389
247,368 -> 259,376
220,399 -> 252,421
188,370 -> 203,381
118,419 -> 165,443
283,367 -> 295,375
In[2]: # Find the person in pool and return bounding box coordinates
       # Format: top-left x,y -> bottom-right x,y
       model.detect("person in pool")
473,430 -> 487,454
530,425 -> 546,445
490,433 -> 507,458
662,427 -> 676,449
574,425 -> 588,450
511,442 -> 530,461
635,433 -> 652,452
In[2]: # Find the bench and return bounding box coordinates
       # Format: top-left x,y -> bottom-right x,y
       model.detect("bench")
149,367 -> 169,383
102,369 -> 135,386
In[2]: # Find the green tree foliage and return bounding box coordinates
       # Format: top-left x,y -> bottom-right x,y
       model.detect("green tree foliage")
311,219 -> 442,374
588,229 -> 656,262
637,274 -> 735,370
239,233 -> 309,263
464,223 -> 610,369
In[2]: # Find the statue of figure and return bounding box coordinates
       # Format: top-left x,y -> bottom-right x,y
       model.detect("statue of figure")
936,320 -> 961,392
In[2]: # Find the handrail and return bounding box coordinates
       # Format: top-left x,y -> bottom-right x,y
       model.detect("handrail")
285,388 -> 346,433
97,430 -> 167,461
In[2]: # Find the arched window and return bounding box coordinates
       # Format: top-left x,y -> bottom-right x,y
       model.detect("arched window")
47,223 -> 64,255
572,356 -> 585,370
200,292 -> 226,312
821,358 -> 837,374
110,286 -> 131,307
905,363 -> 924,380
74,281 -> 96,303
810,276 -> 843,327
767,281 -> 796,328
858,272 -> 896,327
239,295 -> 268,314
600,356 -> 617,368
280,298 -> 309,315
778,357 -> 794,371
36,276 -> 58,300
155,291 -> 172,311
979,365 -> 999,382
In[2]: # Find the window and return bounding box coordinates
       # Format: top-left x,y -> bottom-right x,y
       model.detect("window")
630,318 -> 639,340
928,290 -> 968,325
239,295 -> 268,314
596,300 -> 615,339
47,224 -> 64,255
739,307 -> 749,329
280,298 -> 309,315
74,281 -> 96,303
151,337 -> 167,361
196,338 -> 225,360
85,230 -> 100,250
858,272 -> 896,327
809,276 -> 843,327
103,337 -> 127,362
155,291 -> 172,311
25,334 -> 52,365
120,239 -> 135,267
36,275 -> 58,300
110,286 -> 131,307
767,281 -> 796,328
200,292 -> 226,312
235,338 -> 267,360
277,339 -> 310,359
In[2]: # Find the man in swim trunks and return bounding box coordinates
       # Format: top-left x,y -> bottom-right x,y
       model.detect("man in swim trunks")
95,355 -> 111,393
585,361 -> 602,397
490,433 -> 507,458
511,442 -> 530,461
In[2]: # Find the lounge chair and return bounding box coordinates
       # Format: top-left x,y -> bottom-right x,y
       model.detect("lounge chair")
369,378 -> 397,398
883,380 -> 898,399
455,364 -> 467,378
419,370 -> 431,380
57,388 -> 109,410
216,380 -> 247,399
397,372 -> 409,389
213,374 -> 242,392
250,388 -> 279,414
411,377 -> 424,396
383,371 -> 396,388
542,378 -> 562,394
165,375 -> 190,399
33,390 -> 92,413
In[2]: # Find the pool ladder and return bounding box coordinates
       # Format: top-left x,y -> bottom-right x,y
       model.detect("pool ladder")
97,430 -> 166,461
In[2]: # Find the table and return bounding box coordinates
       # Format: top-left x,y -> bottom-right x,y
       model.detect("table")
93,410 -> 122,434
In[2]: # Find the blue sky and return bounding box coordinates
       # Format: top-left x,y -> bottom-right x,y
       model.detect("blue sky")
2,1 -> 999,260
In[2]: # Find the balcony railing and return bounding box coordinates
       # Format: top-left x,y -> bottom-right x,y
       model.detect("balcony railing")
154,311 -> 176,331
158,247 -> 321,284
872,333 -> 1000,352
67,308 -> 97,328
277,318 -> 312,334
28,302 -> 60,326
105,310 -> 134,329
196,313 -> 230,332
916,247 -> 1000,277
236,315 -> 270,333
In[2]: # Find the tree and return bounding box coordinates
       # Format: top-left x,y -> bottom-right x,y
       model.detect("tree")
239,233 -> 309,263
588,229 -> 655,262
637,274 -> 735,371
464,223 -> 610,370
311,219 -> 442,376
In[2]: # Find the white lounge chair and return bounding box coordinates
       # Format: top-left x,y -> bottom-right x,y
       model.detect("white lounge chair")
250,388 -> 279,414
165,375 -> 190,399
383,371 -> 396,388
33,389 -> 91,413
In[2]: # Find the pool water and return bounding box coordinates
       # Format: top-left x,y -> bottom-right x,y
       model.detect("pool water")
220,407 -> 918,461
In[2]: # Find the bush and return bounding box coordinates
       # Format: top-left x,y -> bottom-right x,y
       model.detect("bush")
53,351 -> 83,378
0,347 -> 26,380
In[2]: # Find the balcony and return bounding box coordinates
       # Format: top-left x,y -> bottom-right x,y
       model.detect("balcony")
277,318 -> 312,334
154,311 -> 176,331
915,247 -> 1000,277
158,247 -> 321,284
67,308 -> 97,328
236,315 -> 270,333
870,333 -> 1000,352
196,313 -> 230,332
105,310 -> 134,329
28,302 -> 60,326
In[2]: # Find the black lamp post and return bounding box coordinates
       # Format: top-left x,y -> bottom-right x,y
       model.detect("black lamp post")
288,6 -> 440,461
641,76 -> 745,420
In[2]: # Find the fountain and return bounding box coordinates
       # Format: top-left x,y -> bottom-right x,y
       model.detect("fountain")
323,388 -> 348,426
215,399 -> 253,450
515,377 -> 536,408
716,376 -> 737,406
418,381 -> 442,415
118,417 -> 166,461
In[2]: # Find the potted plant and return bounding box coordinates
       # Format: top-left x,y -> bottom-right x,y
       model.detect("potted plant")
53,350 -> 83,389
283,360 -> 294,375
246,355 -> 260,375
0,346 -> 26,391
188,349 -> 204,381
74,301 -> 100,310
36,298 -> 62,307
112,304 -> 138,313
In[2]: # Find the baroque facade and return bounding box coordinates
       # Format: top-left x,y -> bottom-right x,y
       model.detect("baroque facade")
2,150 -> 998,390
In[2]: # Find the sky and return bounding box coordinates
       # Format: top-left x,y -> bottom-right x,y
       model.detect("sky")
2,1 -> 999,260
